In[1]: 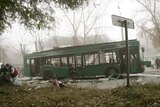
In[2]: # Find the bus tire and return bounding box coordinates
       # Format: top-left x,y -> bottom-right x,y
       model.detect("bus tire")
105,67 -> 119,78
44,70 -> 56,80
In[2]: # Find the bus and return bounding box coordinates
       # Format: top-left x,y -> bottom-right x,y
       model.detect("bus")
23,39 -> 151,79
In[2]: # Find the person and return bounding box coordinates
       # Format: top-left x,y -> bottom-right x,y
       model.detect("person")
51,79 -> 65,88
151,58 -> 155,68
0,64 -> 10,82
155,58 -> 160,69
6,63 -> 20,85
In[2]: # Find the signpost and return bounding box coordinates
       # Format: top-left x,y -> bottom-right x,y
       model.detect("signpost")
111,15 -> 134,87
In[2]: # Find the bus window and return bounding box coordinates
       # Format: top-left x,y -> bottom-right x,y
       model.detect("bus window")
100,51 -> 117,64
85,54 -> 92,65
108,52 -> 115,63
46,58 -> 53,65
27,59 -> 30,66
112,52 -> 117,63
83,55 -> 86,66
61,57 -> 67,67
105,53 -> 110,63
85,53 -> 98,65
30,59 -> 36,76
122,55 -> 126,64
51,58 -> 54,65
129,47 -> 138,65
76,56 -> 81,67
68,56 -> 76,68
31,59 -> 34,64
52,58 -> 60,67
130,53 -> 138,65
99,51 -> 106,64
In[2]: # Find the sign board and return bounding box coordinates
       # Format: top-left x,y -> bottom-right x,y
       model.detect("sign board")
112,15 -> 134,29
111,15 -> 135,87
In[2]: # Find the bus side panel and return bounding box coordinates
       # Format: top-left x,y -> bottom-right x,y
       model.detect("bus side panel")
42,65 -> 69,78
130,66 -> 139,73
76,64 -> 120,77
24,65 -> 30,77
120,63 -> 143,74
77,64 -> 105,77
53,67 -> 69,78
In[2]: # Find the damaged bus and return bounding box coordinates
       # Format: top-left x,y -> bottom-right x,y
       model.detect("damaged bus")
23,39 -> 151,79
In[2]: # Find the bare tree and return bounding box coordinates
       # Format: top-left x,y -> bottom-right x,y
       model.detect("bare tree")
29,29 -> 46,52
20,43 -> 26,57
136,0 -> 160,48
49,29 -> 60,47
0,37 -> 4,62
63,0 -> 110,45
63,10 -> 82,45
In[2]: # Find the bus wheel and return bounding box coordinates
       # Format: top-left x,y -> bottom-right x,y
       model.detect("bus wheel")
44,70 -> 56,80
105,67 -> 119,78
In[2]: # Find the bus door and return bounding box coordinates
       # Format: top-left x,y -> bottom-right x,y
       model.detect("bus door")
30,59 -> 35,77
67,56 -> 77,77
34,58 -> 41,76
130,48 -> 139,73
24,58 -> 31,76
75,55 -> 84,75
119,47 -> 139,74
119,48 -> 126,73
30,58 -> 45,77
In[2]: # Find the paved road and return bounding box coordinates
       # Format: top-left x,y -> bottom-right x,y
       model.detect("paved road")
20,67 -> 160,89
71,67 -> 160,89
145,67 -> 160,74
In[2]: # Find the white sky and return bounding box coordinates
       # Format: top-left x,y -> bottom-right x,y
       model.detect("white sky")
51,0 -> 142,41
1,0 -> 143,49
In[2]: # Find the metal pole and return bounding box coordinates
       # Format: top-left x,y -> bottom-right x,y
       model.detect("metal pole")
121,27 -> 124,41
124,20 -> 130,87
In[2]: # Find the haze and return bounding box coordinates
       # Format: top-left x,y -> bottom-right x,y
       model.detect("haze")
0,0 -> 158,65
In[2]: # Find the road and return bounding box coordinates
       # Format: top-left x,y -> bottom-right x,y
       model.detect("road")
140,67 -> 160,83
20,67 -> 160,89
71,67 -> 160,89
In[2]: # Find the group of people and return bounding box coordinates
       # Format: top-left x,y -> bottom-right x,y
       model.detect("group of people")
0,63 -> 20,85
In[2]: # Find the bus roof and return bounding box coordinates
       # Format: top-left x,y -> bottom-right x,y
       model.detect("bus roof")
25,39 -> 139,59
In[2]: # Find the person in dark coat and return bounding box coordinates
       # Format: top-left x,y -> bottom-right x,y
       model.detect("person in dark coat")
0,64 -> 10,82
155,58 -> 158,69
155,58 -> 160,69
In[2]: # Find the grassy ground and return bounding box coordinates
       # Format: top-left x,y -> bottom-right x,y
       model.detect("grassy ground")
0,82 -> 160,107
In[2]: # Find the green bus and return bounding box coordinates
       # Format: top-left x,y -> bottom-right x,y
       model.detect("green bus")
23,39 -> 150,79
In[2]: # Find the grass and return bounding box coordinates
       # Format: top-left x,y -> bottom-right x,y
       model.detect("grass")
0,82 -> 160,107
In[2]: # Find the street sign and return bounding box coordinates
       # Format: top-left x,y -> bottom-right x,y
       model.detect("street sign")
112,15 -> 134,29
111,15 -> 135,87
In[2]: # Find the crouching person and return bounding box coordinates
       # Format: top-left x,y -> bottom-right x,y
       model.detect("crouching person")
6,64 -> 21,85
0,64 -> 11,82
51,79 -> 65,88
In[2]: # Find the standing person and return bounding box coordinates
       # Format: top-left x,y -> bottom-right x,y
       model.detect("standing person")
6,64 -> 20,85
155,58 -> 160,69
